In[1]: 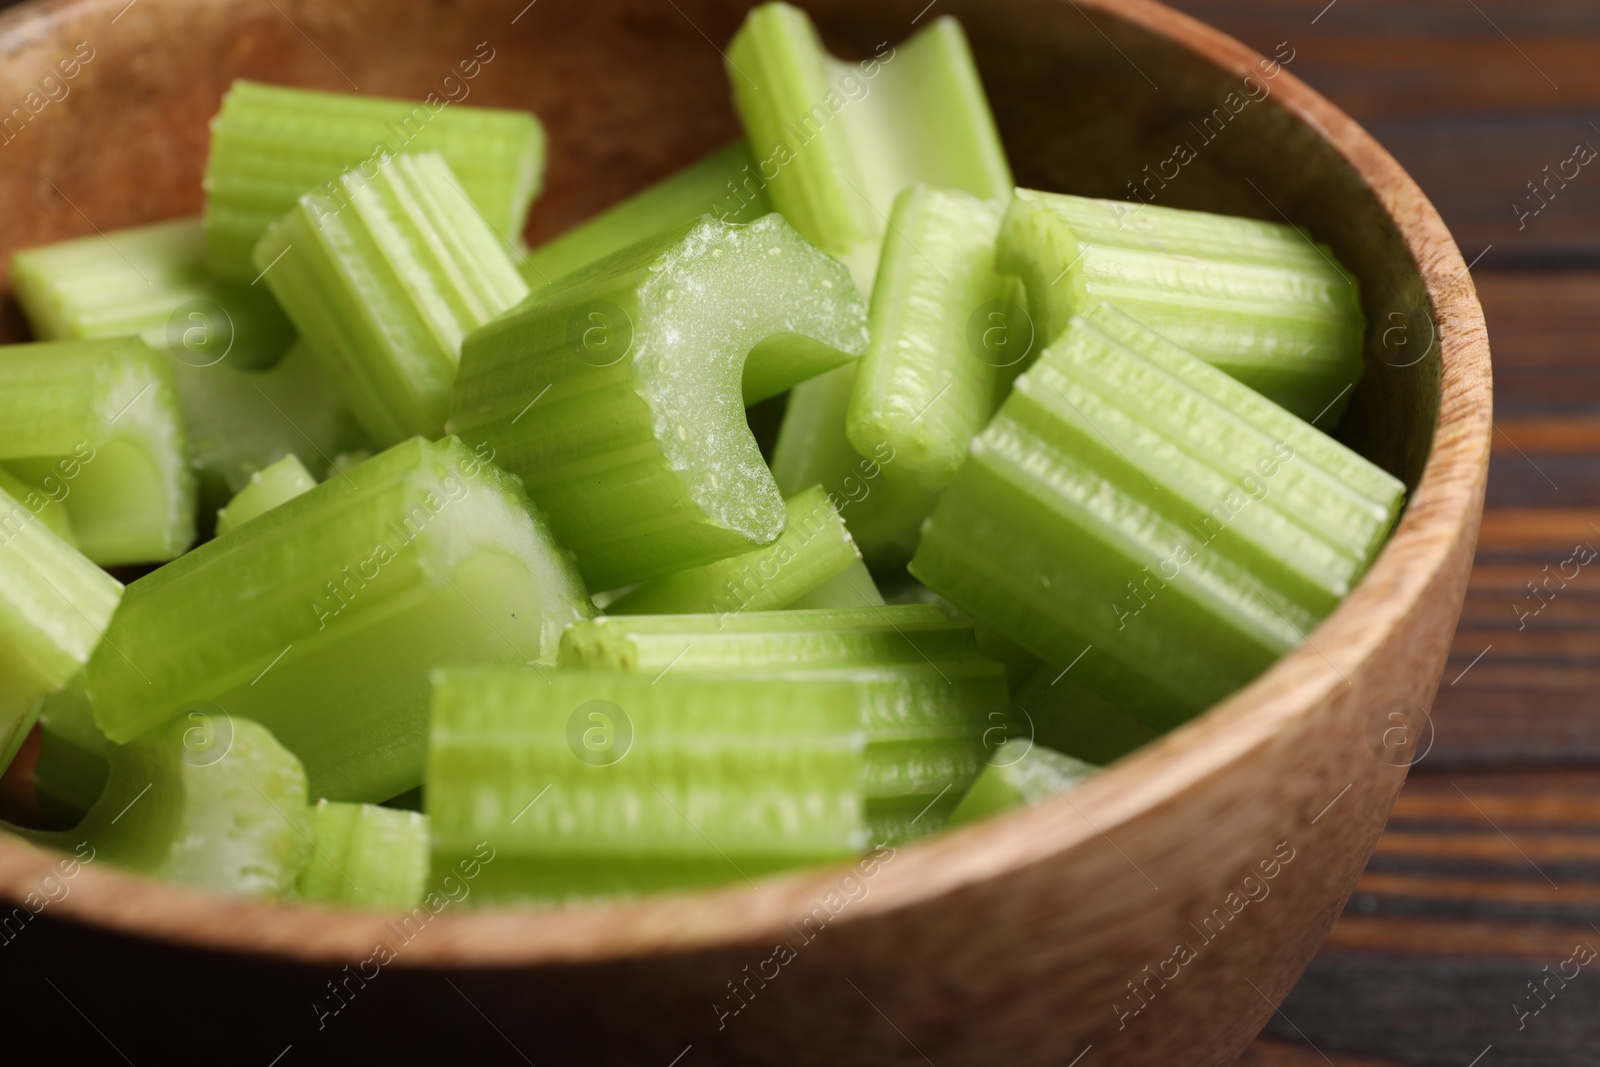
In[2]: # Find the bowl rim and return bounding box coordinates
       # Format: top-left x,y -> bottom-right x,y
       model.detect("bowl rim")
0,0 -> 1493,968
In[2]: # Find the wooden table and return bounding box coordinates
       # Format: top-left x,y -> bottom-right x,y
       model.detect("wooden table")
1161,3 -> 1600,1064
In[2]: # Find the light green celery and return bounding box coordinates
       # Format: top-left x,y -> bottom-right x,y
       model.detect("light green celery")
996,189 -> 1366,424
296,800 -> 428,908
205,80 -> 545,280
326,450 -> 375,480
520,141 -> 771,289
428,670 -> 867,901
86,436 -> 592,802
947,740 -> 1097,827
11,216 -> 295,370
726,4 -> 1012,289
0,480 -> 122,768
849,186 -> 1027,491
789,558 -> 885,609
171,341 -> 365,515
772,365 -> 938,568
0,338 -> 194,565
32,676 -> 111,822
215,453 -> 317,536
734,6 -> 1014,564
450,214 -> 869,591
1015,663 -> 1159,766
255,153 -> 530,447
606,485 -> 863,616
911,304 -> 1405,728
557,605 -> 1005,841
11,718 -> 311,898
0,467 -> 71,545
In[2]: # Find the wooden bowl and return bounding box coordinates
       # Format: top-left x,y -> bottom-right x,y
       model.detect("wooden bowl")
0,0 -> 1491,1063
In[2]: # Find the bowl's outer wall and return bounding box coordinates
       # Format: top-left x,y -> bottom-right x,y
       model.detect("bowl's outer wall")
0,0 -> 1490,1064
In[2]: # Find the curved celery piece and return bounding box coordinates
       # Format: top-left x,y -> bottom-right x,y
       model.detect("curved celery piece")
429,670 -> 867,901
215,453 -> 317,537
947,740 -> 1097,827
849,186 -> 1027,492
0,483 -> 123,768
205,80 -> 546,281
726,4 -> 1012,289
296,800 -> 428,908
1014,662 -> 1159,766
520,141 -> 771,289
910,304 -> 1405,728
11,216 -> 295,370
557,605 -> 1005,840
255,153 -> 530,447
606,485 -> 862,616
450,213 -> 869,592
86,436 -> 593,803
0,338 -> 194,565
32,676 -> 111,822
997,189 -> 1366,425
12,717 -> 312,898
0,466 -> 72,546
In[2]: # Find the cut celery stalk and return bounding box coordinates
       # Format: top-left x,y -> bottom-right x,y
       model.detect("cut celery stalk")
428,669 -> 867,901
296,800 -> 428,908
85,436 -> 592,802
911,304 -> 1405,727
215,453 -> 317,536
449,213 -> 869,591
12,717 -> 312,898
771,365 -> 938,568
849,186 -> 1028,491
520,141 -> 771,289
557,605 -> 1005,840
726,4 -> 1012,289
255,153 -> 530,447
205,80 -> 546,280
0,480 -> 123,766
11,216 -> 295,370
0,338 -> 195,565
789,558 -> 885,609
947,740 -> 1097,826
0,466 -> 72,546
0,697 -> 42,779
605,485 -> 863,616
997,189 -> 1366,424
32,675 -> 111,822
1015,663 -> 1159,766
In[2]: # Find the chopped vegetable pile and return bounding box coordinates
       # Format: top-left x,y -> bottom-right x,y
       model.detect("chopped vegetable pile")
0,3 -> 1403,908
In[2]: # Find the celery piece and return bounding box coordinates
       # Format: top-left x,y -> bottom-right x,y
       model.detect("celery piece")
11,216 -> 295,370
205,80 -> 546,281
428,669 -> 867,901
789,558 -> 885,609
85,436 -> 593,802
255,153 -> 530,447
1015,664 -> 1159,766
215,453 -> 317,536
849,186 -> 1028,491
0,482 -> 123,767
296,799 -> 428,908
726,4 -> 1012,288
0,466 -> 72,546
0,697 -> 42,779
31,676 -> 111,822
520,141 -> 771,289
12,717 -> 312,898
605,485 -> 862,616
557,605 -> 1005,841
0,338 -> 195,565
911,304 -> 1405,727
450,213 -> 869,591
997,189 -> 1366,424
947,740 -> 1097,827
